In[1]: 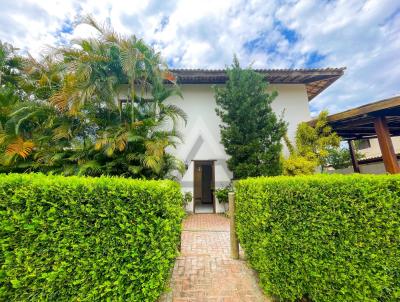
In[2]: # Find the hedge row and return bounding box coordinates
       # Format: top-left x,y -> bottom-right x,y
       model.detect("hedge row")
235,174 -> 400,302
0,173 -> 184,301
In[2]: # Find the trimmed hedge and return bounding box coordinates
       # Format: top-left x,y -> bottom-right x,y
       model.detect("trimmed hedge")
0,173 -> 184,301
235,174 -> 400,302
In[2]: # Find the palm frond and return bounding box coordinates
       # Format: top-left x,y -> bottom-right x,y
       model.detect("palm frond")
142,155 -> 162,173
0,128 -> 7,145
128,165 -> 142,175
126,153 -> 140,161
77,160 -> 102,176
52,124 -> 72,141
5,136 -> 34,159
160,103 -> 188,125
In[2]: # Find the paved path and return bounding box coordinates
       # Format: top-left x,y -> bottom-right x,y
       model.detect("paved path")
159,214 -> 269,302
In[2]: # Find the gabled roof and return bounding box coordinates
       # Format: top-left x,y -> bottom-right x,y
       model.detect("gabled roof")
170,68 -> 345,101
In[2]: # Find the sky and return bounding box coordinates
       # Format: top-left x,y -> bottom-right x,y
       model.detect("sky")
0,0 -> 399,115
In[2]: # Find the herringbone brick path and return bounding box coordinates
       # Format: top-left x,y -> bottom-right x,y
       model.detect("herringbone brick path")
159,214 -> 269,302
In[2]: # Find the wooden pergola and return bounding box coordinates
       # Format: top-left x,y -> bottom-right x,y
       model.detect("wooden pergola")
309,95 -> 400,174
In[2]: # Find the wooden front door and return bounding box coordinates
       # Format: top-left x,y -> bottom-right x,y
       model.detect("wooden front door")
193,161 -> 215,213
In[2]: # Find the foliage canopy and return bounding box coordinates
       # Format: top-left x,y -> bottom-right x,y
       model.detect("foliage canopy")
326,144 -> 364,169
283,110 -> 340,175
0,17 -> 186,179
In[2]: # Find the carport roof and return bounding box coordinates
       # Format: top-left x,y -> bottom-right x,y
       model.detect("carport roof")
308,95 -> 400,140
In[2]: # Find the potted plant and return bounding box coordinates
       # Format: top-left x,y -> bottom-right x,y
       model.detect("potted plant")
182,191 -> 193,214
215,186 -> 230,213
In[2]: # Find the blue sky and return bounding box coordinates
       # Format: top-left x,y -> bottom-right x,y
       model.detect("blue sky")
0,0 -> 399,115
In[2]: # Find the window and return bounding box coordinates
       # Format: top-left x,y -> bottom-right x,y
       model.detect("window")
358,139 -> 371,150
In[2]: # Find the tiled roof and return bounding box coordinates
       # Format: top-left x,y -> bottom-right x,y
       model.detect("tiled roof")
359,154 -> 400,165
170,68 -> 345,101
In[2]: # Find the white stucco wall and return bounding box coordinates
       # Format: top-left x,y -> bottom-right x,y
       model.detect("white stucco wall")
269,84 -> 311,154
328,160 -> 400,175
358,136 -> 400,159
167,83 -> 311,213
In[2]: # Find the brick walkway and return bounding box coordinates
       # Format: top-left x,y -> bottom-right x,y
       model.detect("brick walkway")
159,214 -> 269,302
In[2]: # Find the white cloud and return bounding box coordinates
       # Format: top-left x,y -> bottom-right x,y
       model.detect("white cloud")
274,0 -> 400,113
0,0 -> 399,114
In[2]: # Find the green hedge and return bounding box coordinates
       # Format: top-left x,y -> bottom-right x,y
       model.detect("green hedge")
235,174 -> 400,302
0,173 -> 184,301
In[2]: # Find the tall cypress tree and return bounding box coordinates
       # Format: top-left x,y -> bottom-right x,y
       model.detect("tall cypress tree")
214,57 -> 287,178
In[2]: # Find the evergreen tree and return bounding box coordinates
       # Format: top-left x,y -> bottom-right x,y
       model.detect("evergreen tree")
214,57 -> 287,178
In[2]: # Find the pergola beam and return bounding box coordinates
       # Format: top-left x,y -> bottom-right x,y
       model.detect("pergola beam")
336,130 -> 378,135
373,116 -> 400,174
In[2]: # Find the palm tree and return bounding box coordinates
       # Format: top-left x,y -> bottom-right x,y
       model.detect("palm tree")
0,17 -> 186,179
0,41 -> 35,167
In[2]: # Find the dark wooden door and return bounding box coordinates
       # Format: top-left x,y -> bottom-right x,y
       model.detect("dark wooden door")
201,165 -> 212,204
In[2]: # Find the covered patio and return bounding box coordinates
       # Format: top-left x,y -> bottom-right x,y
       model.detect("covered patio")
309,95 -> 400,174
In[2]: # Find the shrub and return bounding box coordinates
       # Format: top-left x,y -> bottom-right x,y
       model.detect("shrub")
215,187 -> 230,204
282,111 -> 340,175
0,173 -> 184,301
282,154 -> 317,176
235,174 -> 400,302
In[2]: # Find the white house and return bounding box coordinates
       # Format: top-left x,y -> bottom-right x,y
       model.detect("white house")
167,68 -> 344,213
